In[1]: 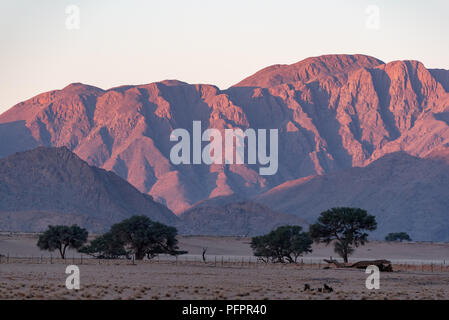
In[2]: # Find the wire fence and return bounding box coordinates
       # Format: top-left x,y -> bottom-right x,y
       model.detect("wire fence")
1,253 -> 449,273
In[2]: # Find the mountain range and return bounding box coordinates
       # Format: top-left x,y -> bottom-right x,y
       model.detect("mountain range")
0,147 -> 306,235
1,54 -> 449,239
255,151 -> 449,241
0,146 -> 176,232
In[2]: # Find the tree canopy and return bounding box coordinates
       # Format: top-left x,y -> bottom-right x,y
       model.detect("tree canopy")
79,231 -> 127,259
309,207 -> 377,263
81,216 -> 186,260
37,225 -> 88,259
385,232 -> 411,242
250,225 -> 312,263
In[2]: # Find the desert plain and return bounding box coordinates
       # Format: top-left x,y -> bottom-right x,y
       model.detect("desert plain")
1,233 -> 449,300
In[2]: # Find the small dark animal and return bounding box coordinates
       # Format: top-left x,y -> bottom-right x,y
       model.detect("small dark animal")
323,284 -> 334,293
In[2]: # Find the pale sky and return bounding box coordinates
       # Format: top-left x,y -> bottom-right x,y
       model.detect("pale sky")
1,0 -> 448,113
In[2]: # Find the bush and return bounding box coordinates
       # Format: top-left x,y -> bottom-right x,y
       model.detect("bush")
385,232 -> 411,242
251,225 -> 312,263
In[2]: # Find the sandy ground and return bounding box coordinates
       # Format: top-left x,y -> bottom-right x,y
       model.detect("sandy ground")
1,259 -> 449,300
2,233 -> 449,262
1,233 -> 449,300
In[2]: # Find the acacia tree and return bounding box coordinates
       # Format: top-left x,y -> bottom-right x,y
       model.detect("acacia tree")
79,231 -> 127,259
309,207 -> 377,263
82,216 -> 186,260
37,225 -> 88,259
251,225 -> 312,263
250,235 -> 272,263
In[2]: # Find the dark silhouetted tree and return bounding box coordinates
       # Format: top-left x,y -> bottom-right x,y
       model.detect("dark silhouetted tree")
309,207 -> 377,263
79,231 -> 127,259
37,225 -> 88,259
251,225 -> 312,263
385,232 -> 411,242
81,216 -> 186,260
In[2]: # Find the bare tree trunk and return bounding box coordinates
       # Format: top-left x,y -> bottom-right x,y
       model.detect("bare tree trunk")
135,250 -> 145,260
59,244 -> 68,259
58,247 -> 64,259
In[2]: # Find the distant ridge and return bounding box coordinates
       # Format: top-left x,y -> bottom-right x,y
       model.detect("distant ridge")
178,199 -> 306,236
0,147 -> 177,232
233,54 -> 384,87
255,152 -> 449,241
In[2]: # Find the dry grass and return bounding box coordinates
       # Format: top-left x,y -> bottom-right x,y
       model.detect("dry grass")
1,259 -> 449,300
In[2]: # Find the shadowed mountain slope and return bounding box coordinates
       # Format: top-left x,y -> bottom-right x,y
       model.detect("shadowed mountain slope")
255,152 -> 449,241
0,147 -> 177,232
178,198 -> 306,236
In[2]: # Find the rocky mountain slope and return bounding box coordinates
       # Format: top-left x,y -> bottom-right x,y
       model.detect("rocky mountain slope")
255,152 -> 449,241
177,197 -> 306,236
1,54 -> 449,217
0,147 -> 177,232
